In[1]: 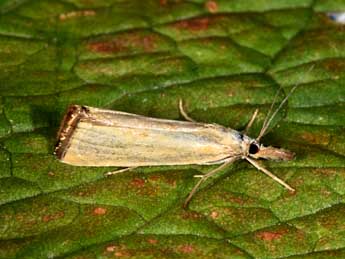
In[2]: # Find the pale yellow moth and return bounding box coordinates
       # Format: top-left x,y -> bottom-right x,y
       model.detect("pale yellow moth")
55,66 -> 314,207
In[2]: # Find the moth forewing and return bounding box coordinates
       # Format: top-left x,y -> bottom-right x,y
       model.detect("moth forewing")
55,105 -> 245,167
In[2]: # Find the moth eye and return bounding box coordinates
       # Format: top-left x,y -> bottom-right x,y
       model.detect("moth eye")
249,143 -> 259,154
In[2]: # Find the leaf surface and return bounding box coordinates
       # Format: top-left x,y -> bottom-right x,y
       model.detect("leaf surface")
0,1 -> 345,258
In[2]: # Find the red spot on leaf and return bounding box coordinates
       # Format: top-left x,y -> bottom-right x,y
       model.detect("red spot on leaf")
174,18 -> 210,32
256,230 -> 287,241
88,34 -> 157,54
210,211 -> 219,219
93,207 -> 107,215
229,196 -> 245,205
181,210 -> 202,220
205,1 -> 218,13
178,244 -> 195,254
300,131 -> 329,145
106,245 -> 117,252
88,41 -> 124,53
166,178 -> 177,187
314,168 -> 338,176
131,178 -> 146,188
42,211 -> 65,222
149,175 -> 160,181
47,171 -> 55,177
141,36 -> 157,51
323,59 -> 345,73
114,250 -> 131,257
147,238 -> 158,244
104,245 -> 130,257
42,215 -> 50,222
75,186 -> 98,197
159,0 -> 167,6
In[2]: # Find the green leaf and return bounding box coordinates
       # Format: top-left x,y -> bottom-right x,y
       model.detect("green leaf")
0,1 -> 345,258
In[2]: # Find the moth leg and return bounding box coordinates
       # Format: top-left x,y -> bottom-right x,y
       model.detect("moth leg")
105,167 -> 138,177
245,157 -> 295,192
179,99 -> 196,122
183,158 -> 237,208
243,108 -> 259,134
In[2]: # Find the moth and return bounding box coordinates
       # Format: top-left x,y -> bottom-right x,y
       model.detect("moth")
55,67 -> 313,207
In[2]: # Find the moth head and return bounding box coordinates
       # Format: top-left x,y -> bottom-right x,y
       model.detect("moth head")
245,140 -> 295,161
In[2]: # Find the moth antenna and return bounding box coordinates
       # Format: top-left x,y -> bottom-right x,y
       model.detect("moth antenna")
243,108 -> 259,134
258,87 -> 282,138
256,64 -> 315,141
